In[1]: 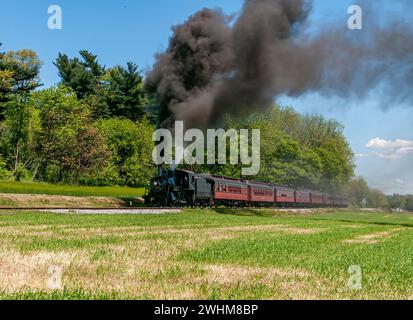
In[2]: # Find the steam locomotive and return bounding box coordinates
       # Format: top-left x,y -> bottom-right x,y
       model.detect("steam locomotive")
144,167 -> 348,208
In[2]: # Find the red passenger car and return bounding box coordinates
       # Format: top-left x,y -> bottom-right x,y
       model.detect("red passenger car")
275,186 -> 295,204
310,191 -> 324,206
325,195 -> 334,206
212,176 -> 248,202
248,182 -> 275,203
295,190 -> 311,204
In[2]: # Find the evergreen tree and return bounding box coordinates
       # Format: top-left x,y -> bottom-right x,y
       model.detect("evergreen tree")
54,50 -> 105,99
55,51 -> 148,121
103,62 -> 148,121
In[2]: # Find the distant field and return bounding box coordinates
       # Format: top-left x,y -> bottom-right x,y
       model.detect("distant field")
0,181 -> 145,198
0,209 -> 412,300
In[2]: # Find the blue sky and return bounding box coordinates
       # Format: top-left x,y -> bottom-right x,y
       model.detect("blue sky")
1,0 -> 412,194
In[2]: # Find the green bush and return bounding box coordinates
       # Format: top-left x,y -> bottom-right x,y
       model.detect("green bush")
12,164 -> 30,182
99,117 -> 156,187
80,163 -> 120,186
123,155 -> 154,187
44,164 -> 60,184
0,156 -> 10,179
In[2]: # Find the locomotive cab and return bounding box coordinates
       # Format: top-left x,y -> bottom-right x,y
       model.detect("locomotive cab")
175,170 -> 196,191
175,170 -> 213,205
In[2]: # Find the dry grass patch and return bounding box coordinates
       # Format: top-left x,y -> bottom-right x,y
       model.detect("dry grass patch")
343,228 -> 404,244
0,193 -> 125,208
0,224 -> 78,239
201,264 -> 335,300
0,250 -> 75,292
204,265 -> 310,285
217,224 -> 324,235
61,239 -> 204,299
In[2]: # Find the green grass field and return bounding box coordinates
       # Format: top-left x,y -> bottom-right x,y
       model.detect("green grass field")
0,209 -> 412,300
0,180 -> 145,198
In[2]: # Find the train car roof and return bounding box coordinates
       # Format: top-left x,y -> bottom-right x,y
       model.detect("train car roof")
176,169 -> 195,175
210,174 -> 243,182
204,175 -> 246,185
245,180 -> 273,187
273,185 -> 294,190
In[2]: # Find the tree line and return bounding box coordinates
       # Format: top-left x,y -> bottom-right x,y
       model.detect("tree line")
387,194 -> 413,211
0,46 -> 399,205
180,108 -> 355,194
0,48 -> 155,186
341,177 -> 413,211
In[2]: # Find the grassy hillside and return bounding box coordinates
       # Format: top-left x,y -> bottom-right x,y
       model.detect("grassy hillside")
0,209 -> 412,299
0,181 -> 145,198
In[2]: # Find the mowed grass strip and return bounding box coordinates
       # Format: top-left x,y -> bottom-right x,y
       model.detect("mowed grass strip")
0,209 -> 412,299
0,180 -> 144,198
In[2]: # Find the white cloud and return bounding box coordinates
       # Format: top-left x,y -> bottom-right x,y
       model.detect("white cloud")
366,138 -> 413,149
366,138 -> 413,160
398,147 -> 413,155
355,153 -> 369,158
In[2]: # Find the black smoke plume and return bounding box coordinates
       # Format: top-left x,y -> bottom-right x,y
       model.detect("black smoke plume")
145,0 -> 413,127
